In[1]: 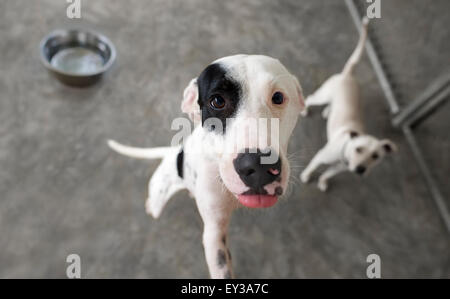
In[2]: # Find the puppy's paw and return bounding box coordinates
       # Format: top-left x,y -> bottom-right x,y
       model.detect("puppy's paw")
300,171 -> 311,184
300,107 -> 309,117
321,107 -> 330,119
318,180 -> 329,192
145,198 -> 153,216
145,198 -> 160,219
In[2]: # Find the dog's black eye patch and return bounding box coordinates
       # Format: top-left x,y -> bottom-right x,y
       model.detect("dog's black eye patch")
197,63 -> 242,134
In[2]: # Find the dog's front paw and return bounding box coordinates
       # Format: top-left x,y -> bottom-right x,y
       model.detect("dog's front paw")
145,198 -> 160,219
145,198 -> 153,216
318,180 -> 329,192
321,107 -> 330,119
300,107 -> 309,117
300,171 -> 311,184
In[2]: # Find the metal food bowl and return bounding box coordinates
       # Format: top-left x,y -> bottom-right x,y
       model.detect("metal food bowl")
40,29 -> 116,87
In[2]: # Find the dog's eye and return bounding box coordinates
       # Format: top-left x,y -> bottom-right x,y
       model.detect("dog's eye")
272,92 -> 284,105
356,147 -> 364,154
372,153 -> 379,160
209,95 -> 226,110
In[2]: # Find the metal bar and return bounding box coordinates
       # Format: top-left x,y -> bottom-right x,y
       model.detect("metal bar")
406,85 -> 450,128
393,73 -> 450,127
402,126 -> 450,233
345,0 -> 400,114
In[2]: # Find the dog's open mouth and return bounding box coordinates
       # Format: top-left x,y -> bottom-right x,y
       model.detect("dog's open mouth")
237,195 -> 278,208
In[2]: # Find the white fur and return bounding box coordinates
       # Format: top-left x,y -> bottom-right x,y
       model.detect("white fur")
300,18 -> 397,191
108,55 -> 304,278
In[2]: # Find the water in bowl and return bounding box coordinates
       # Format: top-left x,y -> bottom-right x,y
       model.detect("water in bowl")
51,47 -> 105,75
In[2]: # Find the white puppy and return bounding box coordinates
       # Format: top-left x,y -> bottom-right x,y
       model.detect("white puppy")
108,55 -> 304,278
300,19 -> 397,192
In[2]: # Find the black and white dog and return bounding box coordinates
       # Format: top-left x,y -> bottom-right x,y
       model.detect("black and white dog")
108,54 -> 304,278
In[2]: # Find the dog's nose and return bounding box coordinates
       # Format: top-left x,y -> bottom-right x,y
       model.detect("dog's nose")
233,149 -> 281,190
356,165 -> 366,175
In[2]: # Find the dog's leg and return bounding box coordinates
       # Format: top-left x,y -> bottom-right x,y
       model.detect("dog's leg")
321,105 -> 331,119
108,140 -> 185,218
146,148 -> 185,219
194,167 -> 235,279
201,209 -> 234,279
301,144 -> 337,183
198,196 -> 235,279
301,80 -> 333,117
317,164 -> 347,192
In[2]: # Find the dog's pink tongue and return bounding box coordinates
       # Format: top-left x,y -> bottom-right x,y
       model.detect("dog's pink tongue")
238,195 -> 278,208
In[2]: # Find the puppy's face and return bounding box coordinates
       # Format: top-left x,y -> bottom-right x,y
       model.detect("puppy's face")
345,133 -> 397,176
182,55 -> 304,208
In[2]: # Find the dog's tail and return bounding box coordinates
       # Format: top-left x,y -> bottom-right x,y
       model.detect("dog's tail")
108,140 -> 171,160
342,17 -> 369,76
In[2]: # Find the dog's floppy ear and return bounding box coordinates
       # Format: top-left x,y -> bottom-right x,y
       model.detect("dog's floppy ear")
181,78 -> 201,122
291,75 -> 305,111
380,139 -> 397,154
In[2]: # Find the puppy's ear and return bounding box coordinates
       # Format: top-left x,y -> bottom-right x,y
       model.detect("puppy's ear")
181,78 -> 201,122
291,75 -> 305,110
381,139 -> 397,154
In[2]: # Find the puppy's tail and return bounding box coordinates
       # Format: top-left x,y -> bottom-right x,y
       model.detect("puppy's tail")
342,17 -> 369,76
108,140 -> 171,160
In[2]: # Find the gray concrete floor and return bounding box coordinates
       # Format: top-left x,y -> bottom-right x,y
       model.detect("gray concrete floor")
0,0 -> 449,278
